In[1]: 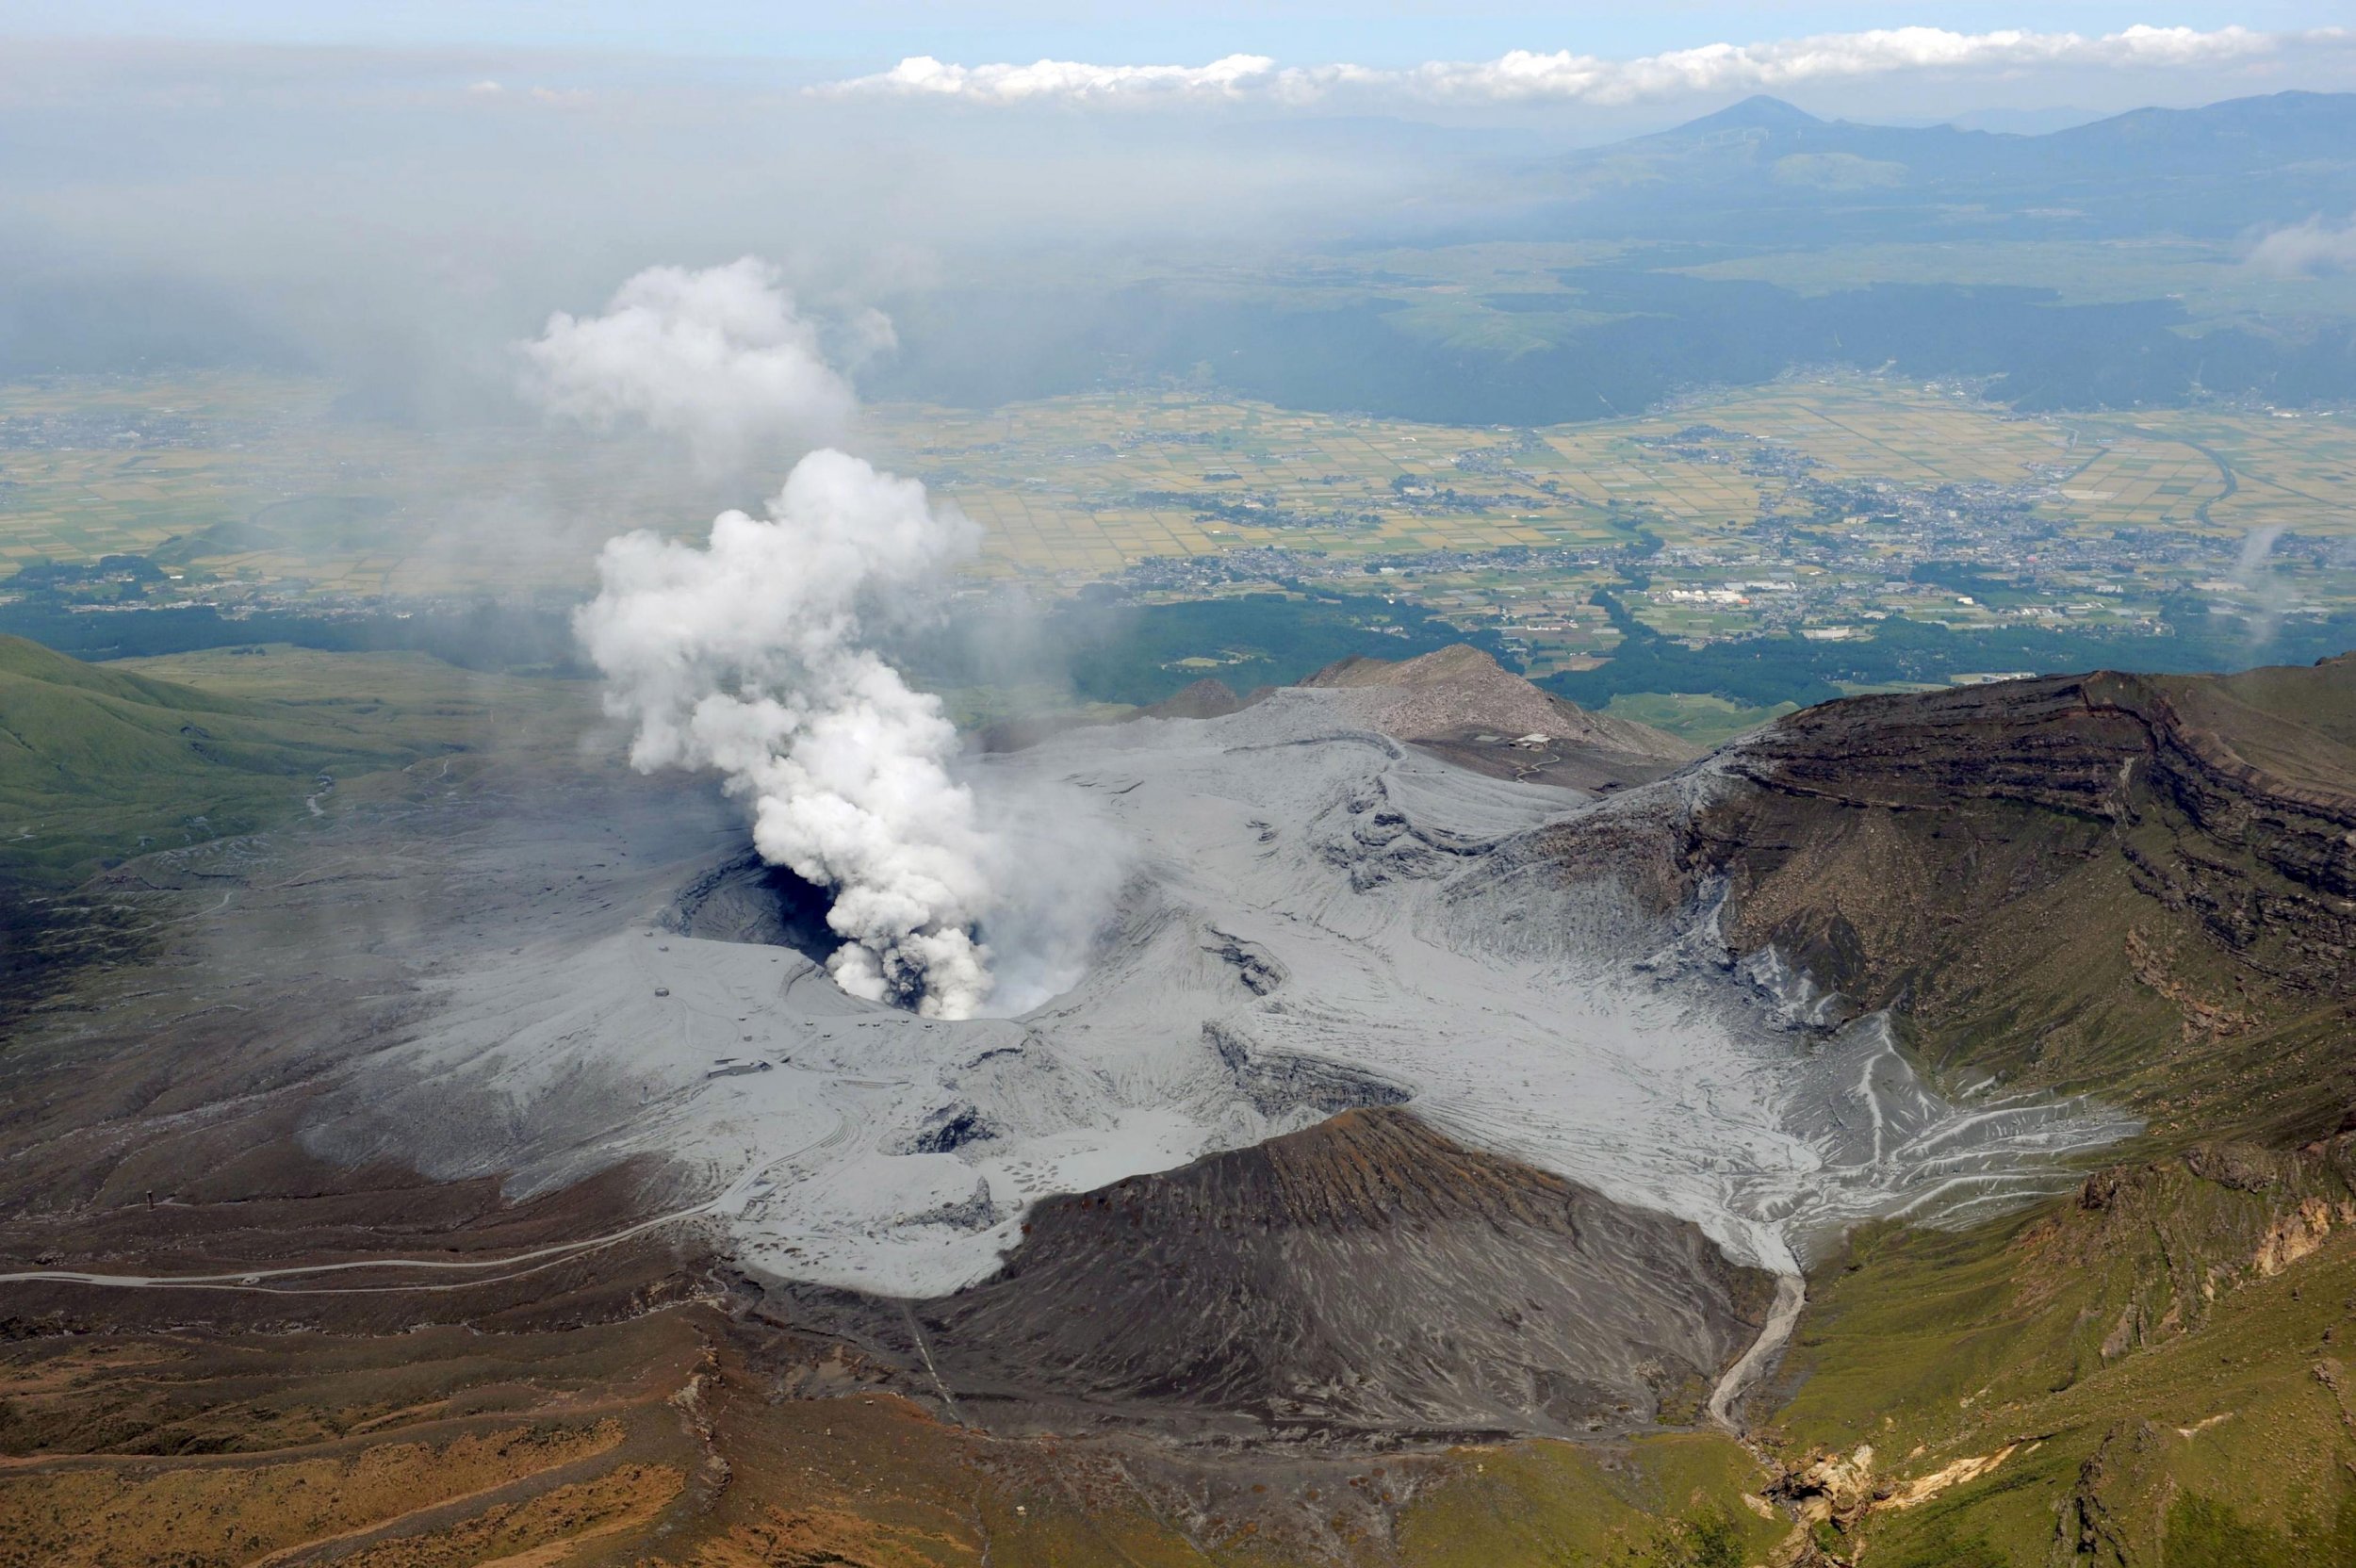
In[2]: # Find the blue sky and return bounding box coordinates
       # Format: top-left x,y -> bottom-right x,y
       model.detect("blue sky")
4,2 -> 2342,67
5,5 -> 2350,150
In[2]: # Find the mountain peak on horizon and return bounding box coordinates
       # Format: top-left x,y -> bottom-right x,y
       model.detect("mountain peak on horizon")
1667,94 -> 1824,136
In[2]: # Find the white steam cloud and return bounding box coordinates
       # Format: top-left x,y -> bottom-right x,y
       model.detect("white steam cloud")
520,257 -> 857,475
525,261 -> 1018,1018
825,24 -> 2348,108
577,453 -> 1001,1016
2247,214 -> 2356,277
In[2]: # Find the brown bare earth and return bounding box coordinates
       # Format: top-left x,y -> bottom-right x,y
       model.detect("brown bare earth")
748,1107 -> 1774,1445
0,1294 -> 1788,1568
982,647 -> 1694,793
0,1308 -> 713,1568
0,660 -> 1782,1567
1300,646 -> 1697,791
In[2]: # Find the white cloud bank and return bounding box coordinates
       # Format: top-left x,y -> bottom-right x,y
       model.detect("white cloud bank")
2248,214 -> 2356,277
823,24 -> 2351,109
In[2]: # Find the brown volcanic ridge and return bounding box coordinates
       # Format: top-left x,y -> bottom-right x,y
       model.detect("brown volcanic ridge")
0,1111 -> 1775,1566
1298,644 -> 1693,781
758,1106 -> 1774,1446
990,645 -> 1694,792
9,651 -> 2356,1564
1556,653 -> 2356,1146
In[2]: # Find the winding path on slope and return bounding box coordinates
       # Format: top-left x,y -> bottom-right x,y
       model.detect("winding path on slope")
1708,1272 -> 1807,1431
0,1111 -> 846,1298
7,1093 -> 1811,1439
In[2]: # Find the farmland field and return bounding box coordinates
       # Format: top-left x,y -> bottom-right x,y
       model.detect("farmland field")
853,377 -> 2109,581
3,369 -> 2351,684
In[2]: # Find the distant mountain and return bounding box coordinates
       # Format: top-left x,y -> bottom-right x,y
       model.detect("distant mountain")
1551,89 -> 2356,241
2045,89 -> 2356,170
877,88 -> 2356,424
1634,86 -> 2356,169
1662,93 -> 1825,137
1939,104 -> 2101,135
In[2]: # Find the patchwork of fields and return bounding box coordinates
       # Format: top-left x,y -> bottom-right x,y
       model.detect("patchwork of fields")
1,371 -> 2348,653
858,379 -> 2101,580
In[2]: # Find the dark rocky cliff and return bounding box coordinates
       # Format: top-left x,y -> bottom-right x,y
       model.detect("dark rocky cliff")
1687,655 -> 2356,1140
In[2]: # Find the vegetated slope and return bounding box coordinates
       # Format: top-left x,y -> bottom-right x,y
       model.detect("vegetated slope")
0,635 -> 445,885
0,640 -> 552,1011
774,1107 -> 1772,1443
1703,658 -> 2356,1142
1655,655 -> 2356,1563
1770,1146 -> 2356,1567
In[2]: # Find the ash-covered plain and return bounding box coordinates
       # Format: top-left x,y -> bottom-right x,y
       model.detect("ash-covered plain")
308,668 -> 2135,1346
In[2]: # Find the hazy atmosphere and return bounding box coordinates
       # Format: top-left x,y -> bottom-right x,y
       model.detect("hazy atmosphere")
5,6 -> 2356,1566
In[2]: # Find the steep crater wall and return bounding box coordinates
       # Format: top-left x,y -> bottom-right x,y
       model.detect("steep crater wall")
759,1107 -> 1775,1446
1683,658 -> 2356,1137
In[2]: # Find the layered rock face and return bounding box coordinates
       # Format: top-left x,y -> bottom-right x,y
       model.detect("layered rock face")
1723,673 -> 2153,816
1686,656 -> 2356,1137
2140,662 -> 2356,988
1716,662 -> 2356,983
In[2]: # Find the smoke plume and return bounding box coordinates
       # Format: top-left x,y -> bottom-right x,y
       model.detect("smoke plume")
2233,523 -> 2292,654
2247,214 -> 2356,278
520,257 -> 857,476
527,261 -> 1014,1018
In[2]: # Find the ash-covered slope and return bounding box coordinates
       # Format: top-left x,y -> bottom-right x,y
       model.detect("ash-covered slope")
1684,656 -> 2356,1140
314,678 -> 2127,1315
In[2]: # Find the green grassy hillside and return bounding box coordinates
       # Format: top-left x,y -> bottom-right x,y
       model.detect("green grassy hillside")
0,637 -> 538,887
1767,1147 -> 2356,1565
0,638 -> 583,1013
1695,658 -> 2356,1563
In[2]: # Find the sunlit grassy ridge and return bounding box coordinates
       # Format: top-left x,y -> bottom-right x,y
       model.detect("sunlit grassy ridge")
1600,691 -> 1798,746
1397,1433 -> 1785,1567
1773,1159 -> 2356,1565
1704,657 -> 2356,1561
0,636 -> 517,886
